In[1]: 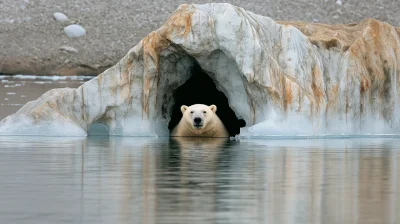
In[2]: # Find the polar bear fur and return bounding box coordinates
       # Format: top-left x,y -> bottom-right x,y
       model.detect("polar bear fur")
171,104 -> 229,138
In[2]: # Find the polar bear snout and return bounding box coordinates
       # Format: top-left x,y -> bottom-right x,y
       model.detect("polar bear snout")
193,117 -> 203,127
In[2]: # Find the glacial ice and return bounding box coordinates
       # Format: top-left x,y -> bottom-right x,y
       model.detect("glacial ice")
1,3 -> 400,138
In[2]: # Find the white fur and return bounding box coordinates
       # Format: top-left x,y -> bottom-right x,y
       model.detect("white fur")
171,104 -> 229,138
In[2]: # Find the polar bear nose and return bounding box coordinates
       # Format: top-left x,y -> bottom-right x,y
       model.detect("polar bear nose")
194,117 -> 202,125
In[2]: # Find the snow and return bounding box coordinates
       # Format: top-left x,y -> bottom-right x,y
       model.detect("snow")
64,24 -> 86,38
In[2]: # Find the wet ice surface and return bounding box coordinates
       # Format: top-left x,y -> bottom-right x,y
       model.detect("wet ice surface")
0,136 -> 399,224
0,75 -> 93,120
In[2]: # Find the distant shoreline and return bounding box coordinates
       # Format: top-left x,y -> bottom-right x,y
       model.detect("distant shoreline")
0,57 -> 108,77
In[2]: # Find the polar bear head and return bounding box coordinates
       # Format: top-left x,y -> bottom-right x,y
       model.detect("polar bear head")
180,104 -> 217,130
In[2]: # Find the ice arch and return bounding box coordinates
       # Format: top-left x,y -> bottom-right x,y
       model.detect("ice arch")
1,3 -> 400,136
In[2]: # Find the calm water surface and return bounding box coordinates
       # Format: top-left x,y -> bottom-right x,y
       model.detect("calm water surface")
0,76 -> 400,223
0,137 -> 400,224
0,75 -> 92,120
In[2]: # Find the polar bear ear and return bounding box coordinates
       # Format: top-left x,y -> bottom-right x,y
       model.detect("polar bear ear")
209,105 -> 217,113
181,105 -> 188,113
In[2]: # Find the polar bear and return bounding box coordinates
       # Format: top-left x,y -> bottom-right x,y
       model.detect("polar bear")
171,104 -> 229,138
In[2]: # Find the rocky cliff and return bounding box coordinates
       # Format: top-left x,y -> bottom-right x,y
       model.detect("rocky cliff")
1,3 -> 400,136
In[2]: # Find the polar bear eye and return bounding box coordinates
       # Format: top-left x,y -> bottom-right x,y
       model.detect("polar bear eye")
203,111 -> 206,114
190,111 -> 194,114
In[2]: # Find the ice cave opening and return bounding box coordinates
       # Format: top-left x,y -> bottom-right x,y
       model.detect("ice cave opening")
167,63 -> 246,137
88,122 -> 109,136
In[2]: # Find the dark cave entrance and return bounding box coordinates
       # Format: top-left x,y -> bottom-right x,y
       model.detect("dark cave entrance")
168,63 -> 246,137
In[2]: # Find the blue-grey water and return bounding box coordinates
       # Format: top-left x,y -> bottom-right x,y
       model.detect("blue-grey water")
0,76 -> 400,224
1,137 -> 400,224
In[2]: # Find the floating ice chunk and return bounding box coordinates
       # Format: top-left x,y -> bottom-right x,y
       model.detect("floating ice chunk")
6,92 -> 16,95
12,75 -> 37,79
64,24 -> 86,38
12,74 -> 93,80
34,81 -> 52,84
336,0 -> 342,5
21,95 -> 26,98
4,98 -> 8,101
53,12 -> 69,22
1,104 -> 23,106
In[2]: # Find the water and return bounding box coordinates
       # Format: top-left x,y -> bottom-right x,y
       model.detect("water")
0,137 -> 399,224
0,75 -> 92,120
0,76 -> 400,223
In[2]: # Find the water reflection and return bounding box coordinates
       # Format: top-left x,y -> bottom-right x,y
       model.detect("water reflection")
0,137 -> 399,223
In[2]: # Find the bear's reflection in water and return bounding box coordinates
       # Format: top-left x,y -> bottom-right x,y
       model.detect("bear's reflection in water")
168,137 -> 235,173
154,137 -> 239,219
